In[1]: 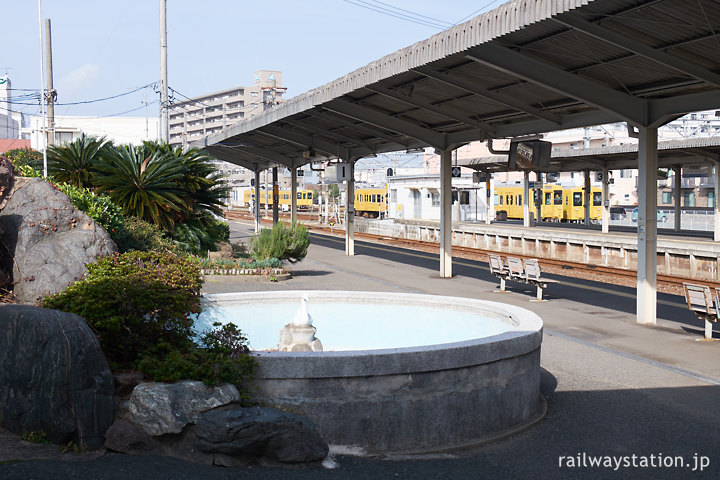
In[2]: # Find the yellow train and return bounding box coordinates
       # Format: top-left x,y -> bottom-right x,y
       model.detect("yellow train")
494,185 -> 601,222
242,188 -> 314,210
353,187 -> 387,218
562,186 -> 602,222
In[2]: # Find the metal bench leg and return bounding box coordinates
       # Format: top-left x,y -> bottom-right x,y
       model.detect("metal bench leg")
499,277 -> 506,292
706,319 -> 714,341
530,285 -> 545,302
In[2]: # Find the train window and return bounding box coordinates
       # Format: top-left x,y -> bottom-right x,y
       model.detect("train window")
573,192 -> 583,206
496,194 -> 502,206
554,190 -> 563,205
307,192 -> 313,199
372,194 -> 377,203
544,192 -> 551,205
592,192 -> 602,206
506,195 -> 510,205
518,194 -> 522,206
565,195 -> 568,205
297,193 -> 303,199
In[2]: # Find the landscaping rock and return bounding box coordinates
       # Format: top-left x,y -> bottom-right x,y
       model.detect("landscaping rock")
0,305 -> 115,449
120,381 -> 241,436
190,407 -> 329,464
103,419 -> 154,454
0,156 -> 14,208
0,177 -> 117,304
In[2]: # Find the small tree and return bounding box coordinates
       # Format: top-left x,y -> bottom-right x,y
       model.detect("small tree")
251,222 -> 309,263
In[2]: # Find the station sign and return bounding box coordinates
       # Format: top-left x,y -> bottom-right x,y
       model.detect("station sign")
451,167 -> 462,177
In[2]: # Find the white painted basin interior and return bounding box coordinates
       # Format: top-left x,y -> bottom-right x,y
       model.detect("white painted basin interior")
197,291 -> 532,352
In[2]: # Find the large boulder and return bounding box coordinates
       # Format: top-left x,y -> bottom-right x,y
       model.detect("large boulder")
191,408 -> 329,464
0,177 -> 117,304
0,305 -> 115,449
105,381 -> 328,466
119,381 -> 241,436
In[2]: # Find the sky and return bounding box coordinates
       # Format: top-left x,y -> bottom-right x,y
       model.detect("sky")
3,0 -> 504,122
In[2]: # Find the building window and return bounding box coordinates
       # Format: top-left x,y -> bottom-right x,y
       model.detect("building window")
390,189 -> 397,202
251,91 -> 258,97
431,191 -> 440,206
661,192 -> 673,204
55,131 -> 75,144
708,191 -> 715,208
683,191 -> 695,207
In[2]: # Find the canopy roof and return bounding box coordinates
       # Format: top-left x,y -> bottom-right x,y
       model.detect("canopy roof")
197,0 -> 720,172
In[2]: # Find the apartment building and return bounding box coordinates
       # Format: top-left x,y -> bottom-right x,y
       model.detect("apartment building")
168,70 -> 284,148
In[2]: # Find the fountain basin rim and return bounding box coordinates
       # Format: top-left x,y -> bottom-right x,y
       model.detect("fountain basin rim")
201,291 -> 543,379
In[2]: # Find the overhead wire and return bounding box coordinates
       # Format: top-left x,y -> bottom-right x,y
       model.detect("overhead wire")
341,0 -> 449,29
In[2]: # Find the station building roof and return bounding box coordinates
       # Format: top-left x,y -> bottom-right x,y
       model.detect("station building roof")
196,0 -> 720,172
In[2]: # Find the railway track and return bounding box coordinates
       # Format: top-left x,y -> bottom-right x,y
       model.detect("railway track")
225,210 -> 709,295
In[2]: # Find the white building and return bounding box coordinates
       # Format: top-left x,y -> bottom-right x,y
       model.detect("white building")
387,174 -> 490,222
25,115 -> 159,150
0,76 -> 24,140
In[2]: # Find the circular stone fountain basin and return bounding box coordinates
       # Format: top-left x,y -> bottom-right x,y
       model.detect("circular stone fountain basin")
199,291 -> 544,454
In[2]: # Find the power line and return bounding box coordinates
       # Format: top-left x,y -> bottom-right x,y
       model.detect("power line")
454,1 -> 504,25
360,0 -> 452,27
341,0 -> 449,29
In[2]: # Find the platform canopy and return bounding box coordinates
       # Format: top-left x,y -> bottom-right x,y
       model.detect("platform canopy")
196,0 -> 720,170
459,136 -> 720,173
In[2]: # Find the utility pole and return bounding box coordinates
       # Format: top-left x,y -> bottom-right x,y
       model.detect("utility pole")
44,18 -> 55,147
159,0 -> 169,143
37,0 -> 47,177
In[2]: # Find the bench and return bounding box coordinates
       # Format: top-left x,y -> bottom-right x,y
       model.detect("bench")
682,283 -> 718,341
488,254 -> 558,301
488,254 -> 512,292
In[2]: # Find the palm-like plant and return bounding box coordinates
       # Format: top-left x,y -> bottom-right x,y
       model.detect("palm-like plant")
95,144 -> 187,231
47,134 -> 109,189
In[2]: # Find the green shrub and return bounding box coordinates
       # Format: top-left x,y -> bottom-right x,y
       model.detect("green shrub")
41,251 -> 255,388
55,183 -> 126,238
251,222 -> 309,263
3,148 -> 43,171
42,251 -> 201,367
115,216 -> 177,253
137,322 -> 255,398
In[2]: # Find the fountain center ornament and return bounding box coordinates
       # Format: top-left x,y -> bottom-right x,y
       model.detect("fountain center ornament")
278,294 -> 323,352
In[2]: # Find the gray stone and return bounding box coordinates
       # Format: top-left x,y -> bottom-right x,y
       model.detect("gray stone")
120,381 -> 240,436
191,407 -> 329,464
0,305 -> 115,449
0,177 -> 117,304
103,419 -> 153,454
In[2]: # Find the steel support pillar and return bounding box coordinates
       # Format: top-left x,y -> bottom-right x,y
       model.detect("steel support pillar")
601,167 -> 609,233
345,161 -> 355,256
673,166 -> 681,232
291,167 -> 297,225
485,176 -> 492,225
440,149 -> 453,278
523,171 -> 530,227
715,162 -> 720,242
272,167 -> 279,225
637,127 -> 658,325
254,169 -> 261,232
584,170 -> 591,226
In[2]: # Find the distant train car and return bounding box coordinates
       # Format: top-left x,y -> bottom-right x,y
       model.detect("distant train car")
243,188 -> 314,211
494,186 -> 525,220
562,186 -> 602,223
538,185 -> 564,221
495,185 -> 563,221
354,187 -> 387,218
495,185 -> 598,222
